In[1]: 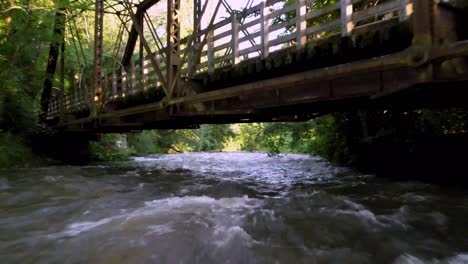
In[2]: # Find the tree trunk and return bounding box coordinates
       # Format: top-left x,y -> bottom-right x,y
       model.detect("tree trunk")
41,9 -> 65,118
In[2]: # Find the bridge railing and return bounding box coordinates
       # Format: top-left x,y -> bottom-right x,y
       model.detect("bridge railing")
121,0 -> 412,83
48,0 -> 414,120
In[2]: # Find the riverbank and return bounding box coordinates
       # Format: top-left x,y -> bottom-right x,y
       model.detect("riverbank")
0,133 -> 39,168
5,108 -> 468,187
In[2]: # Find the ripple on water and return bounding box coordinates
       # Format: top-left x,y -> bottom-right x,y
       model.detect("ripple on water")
393,253 -> 468,264
0,178 -> 10,190
2,152 -> 468,263
56,195 -> 262,249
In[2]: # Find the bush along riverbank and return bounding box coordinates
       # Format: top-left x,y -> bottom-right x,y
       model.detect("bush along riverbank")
296,109 -> 468,185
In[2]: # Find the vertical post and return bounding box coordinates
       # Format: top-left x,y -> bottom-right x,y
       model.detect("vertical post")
60,42 -> 65,91
340,0 -> 353,37
112,72 -> 117,97
93,0 -> 104,112
77,74 -> 82,108
155,52 -> 161,87
104,73 -> 110,100
399,0 -> 411,22
232,13 -> 240,65
296,0 -> 307,48
121,67 -> 127,96
131,61 -> 137,93
167,0 -> 181,97
142,60 -> 148,91
260,1 -> 270,59
208,30 -> 214,73
71,71 -> 78,109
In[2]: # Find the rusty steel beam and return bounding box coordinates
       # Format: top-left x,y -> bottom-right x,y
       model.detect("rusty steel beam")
123,0 -> 169,94
121,0 -> 162,67
194,0 -> 202,43
167,0 -> 181,97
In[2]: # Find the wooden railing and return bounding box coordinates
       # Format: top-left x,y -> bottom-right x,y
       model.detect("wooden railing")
47,0 -> 413,119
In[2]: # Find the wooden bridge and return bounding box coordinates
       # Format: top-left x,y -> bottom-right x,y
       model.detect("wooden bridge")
43,0 -> 468,133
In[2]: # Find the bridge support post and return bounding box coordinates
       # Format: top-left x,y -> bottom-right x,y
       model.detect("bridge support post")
208,30 -> 215,73
190,0 -> 202,71
167,0 -> 181,97
340,0 -> 354,37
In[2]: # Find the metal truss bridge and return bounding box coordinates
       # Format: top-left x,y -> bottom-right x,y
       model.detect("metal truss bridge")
42,0 -> 468,132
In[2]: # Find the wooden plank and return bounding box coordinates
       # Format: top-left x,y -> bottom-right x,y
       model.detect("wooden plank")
267,2 -> 297,20
304,2 -> 340,20
352,1 -> 400,23
239,18 -> 261,31
213,41 -> 232,53
197,61 -> 209,69
352,17 -> 398,34
208,30 -> 214,73
239,31 -> 261,44
239,44 -> 261,56
198,19 -> 231,36
269,33 -> 295,47
266,0 -> 284,7
269,18 -> 295,33
305,19 -> 340,35
213,29 -> 234,42
215,53 -> 232,65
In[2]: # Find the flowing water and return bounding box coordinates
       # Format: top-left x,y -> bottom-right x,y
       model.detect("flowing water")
1,152 -> 468,263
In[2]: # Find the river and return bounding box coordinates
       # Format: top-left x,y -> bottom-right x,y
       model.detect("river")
1,152 -> 468,263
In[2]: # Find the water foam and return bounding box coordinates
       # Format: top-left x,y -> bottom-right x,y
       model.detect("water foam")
62,218 -> 114,237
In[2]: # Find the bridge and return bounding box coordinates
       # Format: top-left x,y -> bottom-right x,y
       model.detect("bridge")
42,0 -> 468,133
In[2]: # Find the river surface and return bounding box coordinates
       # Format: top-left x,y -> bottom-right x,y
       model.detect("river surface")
1,152 -> 468,263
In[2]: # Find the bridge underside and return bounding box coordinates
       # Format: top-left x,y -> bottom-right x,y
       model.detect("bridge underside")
45,0 -> 468,133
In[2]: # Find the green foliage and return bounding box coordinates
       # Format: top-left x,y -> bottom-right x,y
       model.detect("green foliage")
0,90 -> 38,133
90,134 -> 134,161
127,130 -> 174,155
127,125 -> 234,155
232,123 -> 266,152
0,133 -> 34,167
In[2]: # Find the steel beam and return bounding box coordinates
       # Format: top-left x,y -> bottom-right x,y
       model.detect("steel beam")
121,0 -> 162,67
167,0 -> 181,97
